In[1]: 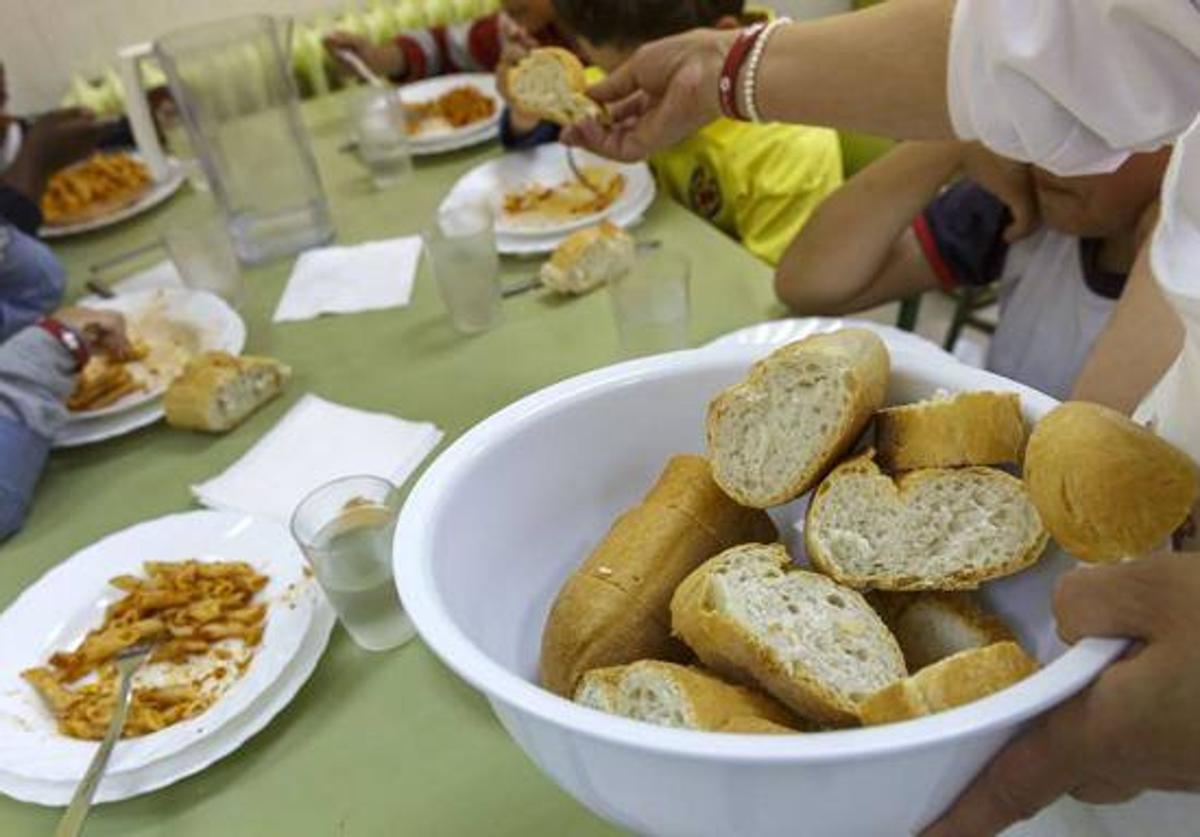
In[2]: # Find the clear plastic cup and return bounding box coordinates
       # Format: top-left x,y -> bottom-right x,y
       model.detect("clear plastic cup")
608,247 -> 691,357
423,201 -> 503,335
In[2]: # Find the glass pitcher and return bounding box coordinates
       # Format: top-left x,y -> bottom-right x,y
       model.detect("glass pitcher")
155,15 -> 334,265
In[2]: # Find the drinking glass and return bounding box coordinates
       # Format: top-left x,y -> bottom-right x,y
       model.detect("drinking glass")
165,215 -> 245,308
156,15 -> 335,265
608,247 -> 691,357
423,201 -> 502,334
351,87 -> 413,189
290,475 -> 415,652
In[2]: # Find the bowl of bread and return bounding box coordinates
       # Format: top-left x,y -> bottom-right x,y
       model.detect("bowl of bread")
393,327 -> 1197,835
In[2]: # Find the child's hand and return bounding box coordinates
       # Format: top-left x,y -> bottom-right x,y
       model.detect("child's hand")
925,551 -> 1200,836
960,143 -> 1040,243
324,32 -> 406,81
23,108 -> 105,175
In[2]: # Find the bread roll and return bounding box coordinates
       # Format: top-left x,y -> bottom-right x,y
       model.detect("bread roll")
859,641 -> 1038,725
671,543 -> 906,726
870,591 -> 1016,671
706,329 -> 890,508
806,450 -> 1048,590
539,455 -> 777,696
539,221 -> 634,295
574,660 -> 799,733
164,352 -> 291,433
1024,402 -> 1199,563
506,47 -> 601,126
875,391 -> 1026,471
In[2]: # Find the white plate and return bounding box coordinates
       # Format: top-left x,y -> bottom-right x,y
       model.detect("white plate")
68,288 -> 246,422
0,589 -> 336,806
401,73 -> 502,154
53,395 -> 165,449
443,144 -> 657,256
0,511 -> 318,784
704,317 -> 951,363
40,158 -> 186,239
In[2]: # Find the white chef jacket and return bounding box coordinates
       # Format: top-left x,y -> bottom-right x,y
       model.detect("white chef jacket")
947,3 -> 1200,834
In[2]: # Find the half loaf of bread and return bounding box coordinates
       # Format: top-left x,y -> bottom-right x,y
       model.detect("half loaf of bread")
706,329 -> 890,508
164,352 -> 291,433
574,660 -> 799,733
806,450 -> 1048,590
540,455 -> 777,696
507,47 -> 601,125
539,221 -> 635,295
670,543 -> 905,726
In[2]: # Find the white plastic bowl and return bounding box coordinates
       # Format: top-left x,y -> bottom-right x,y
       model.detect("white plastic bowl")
394,341 -> 1125,836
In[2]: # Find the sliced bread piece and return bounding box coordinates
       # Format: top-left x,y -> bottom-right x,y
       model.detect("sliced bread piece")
507,47 -> 601,126
539,221 -> 635,295
1025,402 -> 1199,563
875,391 -> 1026,471
706,329 -> 890,508
574,660 -> 799,733
806,450 -> 1048,590
164,352 -> 291,433
859,641 -> 1038,725
870,591 -> 1016,671
670,543 -> 905,726
540,456 -> 777,696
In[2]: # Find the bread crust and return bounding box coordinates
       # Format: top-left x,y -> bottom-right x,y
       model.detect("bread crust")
806,450 -> 1049,590
164,352 -> 290,433
1025,402 -> 1199,563
706,329 -> 890,508
539,221 -> 634,295
574,660 -> 799,732
871,591 -> 1016,671
875,391 -> 1026,471
539,456 -> 777,696
507,47 -> 600,126
859,641 -> 1038,725
670,543 -> 904,726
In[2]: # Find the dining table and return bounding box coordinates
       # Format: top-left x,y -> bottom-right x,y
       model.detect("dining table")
0,88 -> 785,835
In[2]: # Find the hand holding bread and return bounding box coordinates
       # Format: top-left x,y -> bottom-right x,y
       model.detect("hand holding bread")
506,48 -> 603,127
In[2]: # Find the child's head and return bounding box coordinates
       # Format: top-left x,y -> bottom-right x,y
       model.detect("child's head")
502,0 -> 558,35
1031,148 -> 1170,237
553,0 -> 746,72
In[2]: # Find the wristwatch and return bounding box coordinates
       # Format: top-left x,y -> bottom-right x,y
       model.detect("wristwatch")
36,317 -> 90,372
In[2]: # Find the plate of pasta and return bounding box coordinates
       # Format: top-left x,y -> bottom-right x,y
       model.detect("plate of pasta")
399,73 -> 502,155
39,152 -> 186,239
0,511 -> 325,789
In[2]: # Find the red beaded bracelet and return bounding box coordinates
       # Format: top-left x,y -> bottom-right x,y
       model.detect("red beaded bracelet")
718,23 -> 767,121
37,318 -> 90,372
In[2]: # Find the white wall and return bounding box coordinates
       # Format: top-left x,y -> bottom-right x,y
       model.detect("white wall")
0,0 -> 852,113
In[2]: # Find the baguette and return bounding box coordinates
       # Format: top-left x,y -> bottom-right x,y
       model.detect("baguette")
875,391 -> 1026,471
706,329 -> 889,508
805,450 -> 1048,590
870,591 -> 1016,671
164,352 -> 291,433
540,455 -> 777,696
859,641 -> 1038,725
670,543 -> 905,726
574,660 -> 799,733
506,47 -> 601,126
539,221 -> 635,295
1024,402 -> 1199,563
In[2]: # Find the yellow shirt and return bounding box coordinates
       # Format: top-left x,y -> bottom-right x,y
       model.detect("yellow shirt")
650,119 -> 844,265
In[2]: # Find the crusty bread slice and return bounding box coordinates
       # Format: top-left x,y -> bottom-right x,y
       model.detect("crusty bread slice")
870,591 -> 1016,671
540,456 -> 777,696
164,352 -> 291,433
1025,402 -> 1199,563
875,391 -> 1026,472
706,329 -> 890,508
859,641 -> 1038,725
806,450 -> 1048,590
507,47 -> 601,126
670,543 -> 905,726
715,716 -> 798,734
539,221 -> 635,295
574,660 -> 799,733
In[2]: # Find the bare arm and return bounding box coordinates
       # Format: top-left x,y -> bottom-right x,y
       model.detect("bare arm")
774,141 -> 964,314
1071,205 -> 1185,414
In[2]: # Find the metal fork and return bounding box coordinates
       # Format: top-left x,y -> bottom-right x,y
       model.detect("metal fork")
55,642 -> 154,837
566,147 -> 602,196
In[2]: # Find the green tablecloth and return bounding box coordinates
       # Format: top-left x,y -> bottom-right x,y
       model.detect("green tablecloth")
0,92 -> 781,835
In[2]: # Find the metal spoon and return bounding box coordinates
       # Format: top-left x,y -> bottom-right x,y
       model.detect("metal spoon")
55,642 -> 154,837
